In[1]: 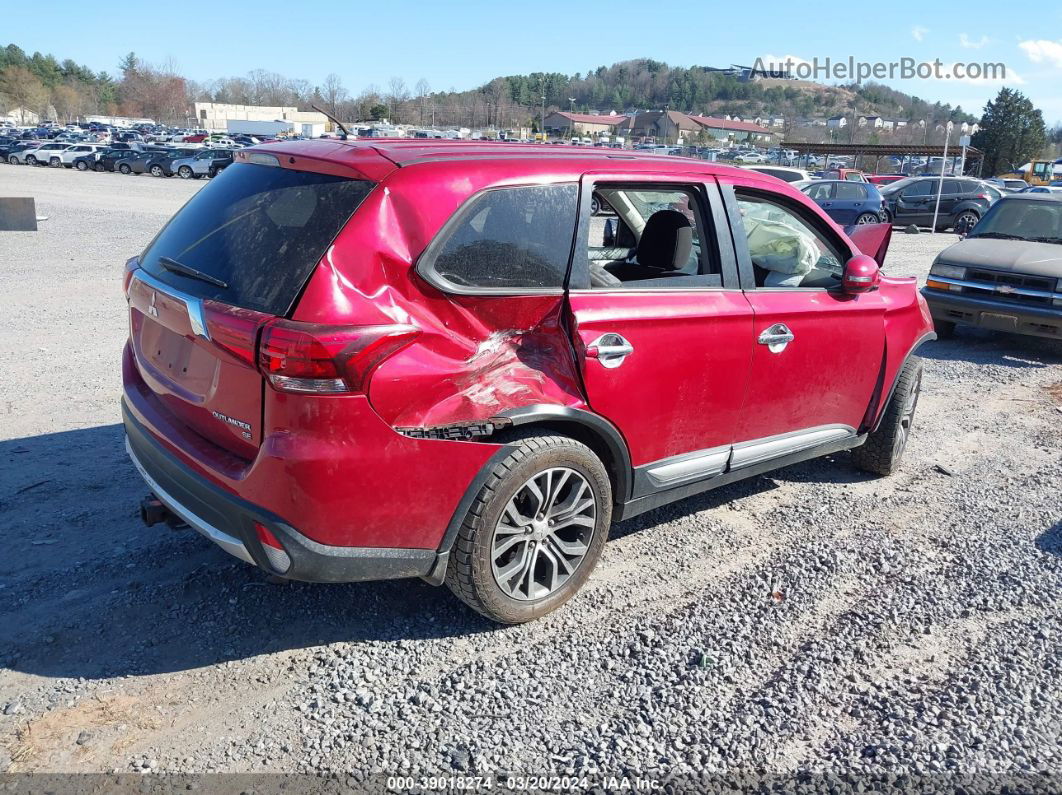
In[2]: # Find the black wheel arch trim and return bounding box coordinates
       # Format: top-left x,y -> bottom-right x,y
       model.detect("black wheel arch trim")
424,404 -> 633,585
871,331 -> 935,433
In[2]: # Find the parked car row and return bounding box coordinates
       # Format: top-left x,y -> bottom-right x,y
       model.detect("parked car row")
749,168 -> 1003,231
1,139 -> 235,180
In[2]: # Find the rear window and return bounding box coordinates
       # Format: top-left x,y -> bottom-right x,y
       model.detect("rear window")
140,163 -> 374,315
834,183 -> 866,200
420,184 -> 577,292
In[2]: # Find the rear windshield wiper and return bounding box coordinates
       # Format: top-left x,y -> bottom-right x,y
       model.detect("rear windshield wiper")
1028,236 -> 1062,244
969,232 -> 1026,240
159,256 -> 228,289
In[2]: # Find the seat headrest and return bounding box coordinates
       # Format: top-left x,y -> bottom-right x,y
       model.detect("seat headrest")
638,210 -> 693,271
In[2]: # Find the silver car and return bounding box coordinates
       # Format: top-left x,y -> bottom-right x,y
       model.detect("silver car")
170,149 -> 235,179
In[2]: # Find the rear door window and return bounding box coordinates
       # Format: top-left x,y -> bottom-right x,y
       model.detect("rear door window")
834,183 -> 866,200
420,184 -> 577,292
139,162 -> 375,315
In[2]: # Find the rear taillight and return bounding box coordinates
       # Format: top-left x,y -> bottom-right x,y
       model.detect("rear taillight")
257,320 -> 419,394
202,301 -> 269,366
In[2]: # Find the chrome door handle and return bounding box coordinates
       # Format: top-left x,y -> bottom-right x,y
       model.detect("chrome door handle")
758,323 -> 795,353
586,333 -> 634,368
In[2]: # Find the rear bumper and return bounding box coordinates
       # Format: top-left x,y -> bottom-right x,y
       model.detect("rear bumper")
124,404 -> 437,583
922,289 -> 1062,339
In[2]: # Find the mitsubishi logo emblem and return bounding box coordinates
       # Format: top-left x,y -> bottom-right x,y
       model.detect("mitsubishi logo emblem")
148,291 -> 159,317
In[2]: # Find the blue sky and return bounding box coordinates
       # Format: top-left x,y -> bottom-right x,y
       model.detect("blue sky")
7,0 -> 1062,123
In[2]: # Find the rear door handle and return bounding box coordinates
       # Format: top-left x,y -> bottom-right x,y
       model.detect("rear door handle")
586,333 -> 634,368
758,323 -> 795,353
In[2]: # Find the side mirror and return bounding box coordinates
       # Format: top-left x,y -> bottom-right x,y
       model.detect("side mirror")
602,218 -> 616,248
842,254 -> 881,294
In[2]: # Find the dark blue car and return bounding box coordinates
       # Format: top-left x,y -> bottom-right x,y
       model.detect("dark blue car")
798,180 -> 886,225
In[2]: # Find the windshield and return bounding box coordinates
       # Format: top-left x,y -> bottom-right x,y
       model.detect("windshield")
140,163 -> 376,314
968,199 -> 1062,243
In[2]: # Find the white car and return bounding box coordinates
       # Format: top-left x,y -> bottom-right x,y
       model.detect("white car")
57,143 -> 109,166
734,152 -> 767,164
743,165 -> 813,183
22,142 -> 73,167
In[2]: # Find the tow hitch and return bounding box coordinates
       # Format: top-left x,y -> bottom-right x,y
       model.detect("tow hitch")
139,496 -> 187,529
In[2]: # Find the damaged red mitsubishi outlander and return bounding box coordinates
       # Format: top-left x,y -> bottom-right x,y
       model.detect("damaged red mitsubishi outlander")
123,140 -> 935,623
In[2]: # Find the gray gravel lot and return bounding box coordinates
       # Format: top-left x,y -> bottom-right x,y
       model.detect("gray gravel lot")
0,164 -> 1059,787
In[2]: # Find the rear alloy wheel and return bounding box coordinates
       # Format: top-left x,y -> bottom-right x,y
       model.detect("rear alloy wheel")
855,212 -> 880,224
852,356 -> 923,476
25,155 -> 37,166
446,434 -> 611,623
94,162 -> 106,172
150,164 -> 163,177
75,160 -> 88,171
49,156 -> 62,167
118,163 -> 131,174
953,210 -> 979,233
178,165 -> 193,179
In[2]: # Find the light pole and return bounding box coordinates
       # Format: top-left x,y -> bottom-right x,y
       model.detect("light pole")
568,97 -> 576,141
541,94 -> 546,142
930,121 -> 954,234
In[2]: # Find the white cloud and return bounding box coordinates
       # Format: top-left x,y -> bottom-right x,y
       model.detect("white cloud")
912,26 -> 929,42
959,33 -> 989,49
1018,39 -> 1062,68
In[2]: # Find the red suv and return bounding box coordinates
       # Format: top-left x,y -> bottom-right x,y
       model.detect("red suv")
122,141 -> 935,623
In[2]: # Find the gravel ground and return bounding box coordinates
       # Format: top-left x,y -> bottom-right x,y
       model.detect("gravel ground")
0,164 -> 1059,789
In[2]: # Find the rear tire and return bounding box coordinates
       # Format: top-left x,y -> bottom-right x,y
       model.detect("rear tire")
855,212 -> 879,224
852,357 -> 923,476
445,433 -> 612,624
119,163 -> 131,174
150,164 -> 163,177
75,160 -> 88,171
94,162 -> 105,172
25,154 -> 37,166
178,165 -> 193,179
953,210 -> 979,233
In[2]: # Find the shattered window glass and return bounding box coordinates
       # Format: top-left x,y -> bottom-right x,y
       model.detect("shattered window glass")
428,184 -> 578,290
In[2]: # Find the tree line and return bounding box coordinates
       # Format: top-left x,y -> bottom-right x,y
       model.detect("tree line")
0,45 -> 1057,171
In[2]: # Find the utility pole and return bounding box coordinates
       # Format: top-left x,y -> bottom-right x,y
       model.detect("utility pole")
541,94 -> 546,141
931,121 -> 954,234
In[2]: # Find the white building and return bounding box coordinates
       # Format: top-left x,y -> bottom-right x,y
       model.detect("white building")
826,115 -> 847,129
193,103 -> 329,133
1,107 -> 41,125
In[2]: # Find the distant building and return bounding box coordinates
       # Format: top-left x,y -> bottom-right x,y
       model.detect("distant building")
543,111 -> 629,137
687,114 -> 775,144
193,102 -> 329,133
1,107 -> 40,125
827,115 -> 848,129
86,114 -> 154,127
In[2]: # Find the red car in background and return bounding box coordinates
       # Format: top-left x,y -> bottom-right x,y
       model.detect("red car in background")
868,174 -> 907,186
122,141 -> 934,623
